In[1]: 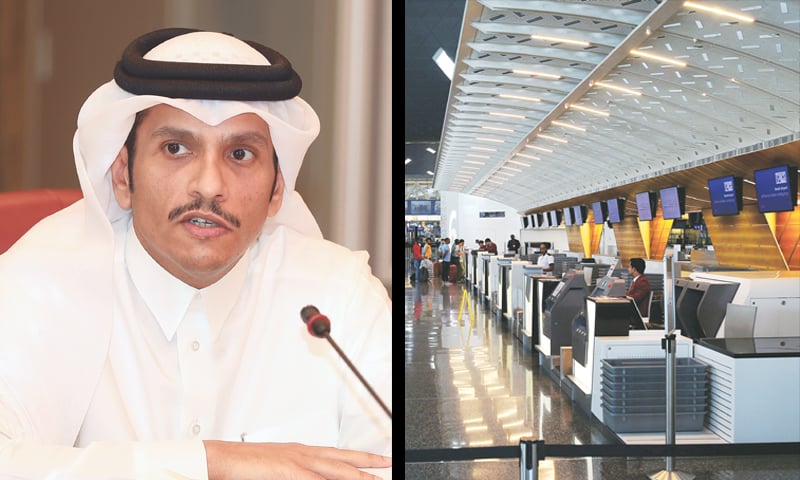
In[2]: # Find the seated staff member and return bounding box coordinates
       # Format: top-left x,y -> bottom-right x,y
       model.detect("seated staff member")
627,257 -> 652,317
0,28 -> 391,479
537,243 -> 555,274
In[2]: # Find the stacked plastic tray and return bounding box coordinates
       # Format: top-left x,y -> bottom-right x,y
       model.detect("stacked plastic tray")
600,358 -> 709,433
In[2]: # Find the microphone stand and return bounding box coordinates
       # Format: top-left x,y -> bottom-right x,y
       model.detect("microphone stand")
301,306 -> 392,420
320,332 -> 393,420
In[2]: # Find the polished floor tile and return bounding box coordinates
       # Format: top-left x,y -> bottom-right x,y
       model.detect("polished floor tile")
404,273 -> 800,479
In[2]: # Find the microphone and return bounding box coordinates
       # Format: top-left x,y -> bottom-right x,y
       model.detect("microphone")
300,305 -> 392,420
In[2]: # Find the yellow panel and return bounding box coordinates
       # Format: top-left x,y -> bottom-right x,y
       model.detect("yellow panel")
703,206 -> 788,270
649,208 -> 672,260
616,215 -> 647,263
566,225 -> 583,253
774,207 -> 800,270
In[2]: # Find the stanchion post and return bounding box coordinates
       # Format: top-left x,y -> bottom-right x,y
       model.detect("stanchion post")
649,255 -> 695,480
519,438 -> 541,480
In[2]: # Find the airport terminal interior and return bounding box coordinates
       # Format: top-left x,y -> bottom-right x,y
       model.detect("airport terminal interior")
403,260 -> 800,479
404,0 -> 800,478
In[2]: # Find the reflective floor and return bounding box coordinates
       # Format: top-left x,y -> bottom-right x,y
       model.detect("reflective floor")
403,271 -> 800,479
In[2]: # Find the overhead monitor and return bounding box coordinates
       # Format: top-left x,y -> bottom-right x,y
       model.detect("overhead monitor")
549,210 -> 562,227
540,211 -> 550,228
754,164 -> 798,213
659,186 -> 685,220
563,207 -> 574,226
572,205 -> 588,226
607,198 -> 625,223
635,191 -> 657,221
531,214 -> 539,228
591,201 -> 608,224
521,215 -> 529,229
708,175 -> 743,216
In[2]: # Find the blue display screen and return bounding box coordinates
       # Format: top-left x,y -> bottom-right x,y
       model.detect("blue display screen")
660,186 -> 684,220
636,191 -> 654,221
754,165 -> 797,213
607,198 -> 623,223
708,175 -> 741,216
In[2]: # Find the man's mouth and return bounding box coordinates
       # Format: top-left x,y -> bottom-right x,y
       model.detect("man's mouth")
188,216 -> 220,228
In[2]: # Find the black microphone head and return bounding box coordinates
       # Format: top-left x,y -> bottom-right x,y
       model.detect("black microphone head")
300,305 -> 320,324
300,304 -> 331,338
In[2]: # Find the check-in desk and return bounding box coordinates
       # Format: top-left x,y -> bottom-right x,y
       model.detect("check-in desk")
476,252 -> 491,300
693,337 -> 800,442
497,258 -> 512,319
464,249 -> 472,287
488,255 -> 500,309
521,268 -> 550,351
506,260 -> 531,338
678,271 -> 800,339
572,296 -> 644,397
588,333 -> 694,424
537,270 -> 587,358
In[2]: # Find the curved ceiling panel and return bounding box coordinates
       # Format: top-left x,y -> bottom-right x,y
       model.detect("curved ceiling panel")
433,0 -> 800,213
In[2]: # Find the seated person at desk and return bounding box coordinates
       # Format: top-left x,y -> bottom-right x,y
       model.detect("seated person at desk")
626,257 -> 652,317
0,28 -> 391,479
484,237 -> 498,254
536,243 -> 554,274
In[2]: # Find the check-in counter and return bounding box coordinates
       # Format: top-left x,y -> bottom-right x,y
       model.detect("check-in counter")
521,267 -> 547,350
694,336 -> 800,442
488,255 -> 500,308
587,333 -> 694,424
538,270 -> 587,357
507,260 -> 530,338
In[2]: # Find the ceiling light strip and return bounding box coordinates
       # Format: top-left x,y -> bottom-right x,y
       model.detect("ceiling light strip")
630,49 -> 687,67
551,120 -> 587,132
511,69 -> 562,80
594,82 -> 643,96
530,34 -> 590,47
569,104 -> 611,117
683,1 -> 755,23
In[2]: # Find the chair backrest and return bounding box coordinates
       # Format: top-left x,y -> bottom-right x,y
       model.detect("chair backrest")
644,289 -> 654,319
0,189 -> 83,254
723,303 -> 758,338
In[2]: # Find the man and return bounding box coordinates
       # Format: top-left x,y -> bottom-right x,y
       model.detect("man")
507,234 -> 520,256
627,257 -> 652,317
411,237 -> 423,283
537,243 -> 555,274
450,238 -> 464,282
0,29 -> 390,479
439,237 -> 452,285
423,237 -> 432,260
484,237 -> 498,254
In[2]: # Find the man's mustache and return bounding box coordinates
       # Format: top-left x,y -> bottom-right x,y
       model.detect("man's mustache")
167,198 -> 241,228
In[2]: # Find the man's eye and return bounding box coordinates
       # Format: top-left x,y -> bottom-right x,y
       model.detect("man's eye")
165,143 -> 188,155
231,148 -> 254,161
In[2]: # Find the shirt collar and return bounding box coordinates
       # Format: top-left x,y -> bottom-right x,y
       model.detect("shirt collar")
125,223 -> 250,342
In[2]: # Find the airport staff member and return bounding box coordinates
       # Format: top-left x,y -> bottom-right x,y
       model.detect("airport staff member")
507,234 -> 520,256
0,28 -> 391,479
627,257 -> 652,317
537,243 -> 555,274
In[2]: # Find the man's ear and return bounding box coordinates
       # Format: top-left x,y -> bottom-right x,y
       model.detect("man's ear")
110,146 -> 132,209
266,169 -> 285,217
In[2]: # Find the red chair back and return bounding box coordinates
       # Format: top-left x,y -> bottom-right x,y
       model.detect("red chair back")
0,189 -> 83,254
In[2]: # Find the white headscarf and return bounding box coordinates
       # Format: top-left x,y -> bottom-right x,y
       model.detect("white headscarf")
74,30 -> 323,238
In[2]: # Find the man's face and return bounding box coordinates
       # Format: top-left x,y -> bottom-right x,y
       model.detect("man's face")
540,244 -> 547,253
111,104 -> 284,288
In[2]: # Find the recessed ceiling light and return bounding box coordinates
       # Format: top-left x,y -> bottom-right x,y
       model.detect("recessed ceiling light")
426,147 -> 437,154
405,158 -> 412,165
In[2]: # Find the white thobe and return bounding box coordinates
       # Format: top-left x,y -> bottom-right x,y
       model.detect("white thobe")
0,217 -> 392,478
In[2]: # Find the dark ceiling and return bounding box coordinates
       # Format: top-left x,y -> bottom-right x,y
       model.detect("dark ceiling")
404,0 -> 465,180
